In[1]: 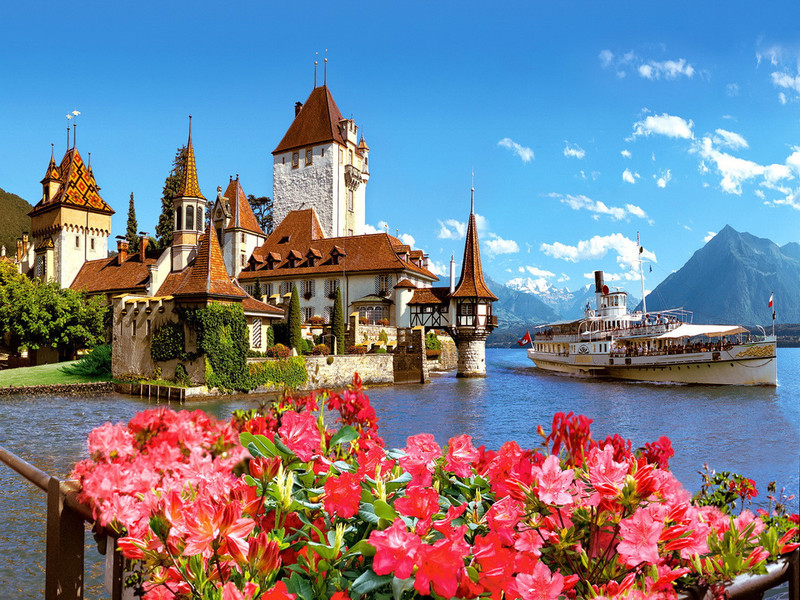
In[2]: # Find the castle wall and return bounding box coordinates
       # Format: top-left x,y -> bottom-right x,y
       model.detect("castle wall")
273,143 -> 336,236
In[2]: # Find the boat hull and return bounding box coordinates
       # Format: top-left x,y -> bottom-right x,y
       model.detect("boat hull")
527,340 -> 777,385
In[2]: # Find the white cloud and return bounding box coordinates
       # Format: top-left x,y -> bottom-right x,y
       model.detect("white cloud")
437,218 -> 466,239
726,83 -> 739,97
713,128 -> 748,150
363,222 -> 385,234
631,113 -> 694,140
704,231 -> 716,243
541,233 -> 656,272
521,265 -> 555,278
599,49 -> 614,68
399,233 -> 415,247
621,149 -> 632,158
498,138 -> 534,162
622,169 -> 640,184
771,71 -> 800,94
485,234 -> 519,255
655,169 -> 672,188
638,58 -> 695,80
563,141 -> 585,159
694,136 -> 793,195
427,259 -> 449,277
548,193 -> 647,221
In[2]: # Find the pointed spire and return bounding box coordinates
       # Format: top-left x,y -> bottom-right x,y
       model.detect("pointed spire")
41,144 -> 59,183
452,185 -> 497,301
176,116 -> 205,200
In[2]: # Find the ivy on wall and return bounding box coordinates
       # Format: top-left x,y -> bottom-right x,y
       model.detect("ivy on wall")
150,321 -> 186,362
185,303 -> 250,392
248,356 -> 308,390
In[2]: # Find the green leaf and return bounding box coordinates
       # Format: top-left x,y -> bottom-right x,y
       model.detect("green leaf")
344,539 -> 377,558
243,474 -> 257,487
373,499 -> 399,521
351,569 -> 393,596
392,575 -> 415,600
308,541 -> 336,560
240,432 -> 278,458
358,503 -> 381,525
333,460 -> 357,473
287,572 -> 313,600
275,436 -> 296,457
330,425 -> 359,447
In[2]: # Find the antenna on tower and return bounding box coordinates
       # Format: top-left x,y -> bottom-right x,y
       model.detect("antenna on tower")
314,51 -> 318,87
66,113 -> 72,150
470,169 -> 475,214
71,110 -> 80,147
324,49 -> 328,85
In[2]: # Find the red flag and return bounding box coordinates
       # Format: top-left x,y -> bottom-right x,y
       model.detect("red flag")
518,330 -> 532,346
769,293 -> 774,308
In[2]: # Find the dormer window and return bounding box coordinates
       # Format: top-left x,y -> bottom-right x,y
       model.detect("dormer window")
266,252 -> 281,269
306,248 -> 322,267
287,249 -> 302,268
330,245 -> 346,265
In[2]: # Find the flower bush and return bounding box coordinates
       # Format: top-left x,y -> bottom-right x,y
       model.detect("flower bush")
266,344 -> 291,359
72,380 -> 798,600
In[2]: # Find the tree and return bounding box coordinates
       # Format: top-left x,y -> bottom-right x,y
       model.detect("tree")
155,146 -> 187,250
253,280 -> 262,300
288,284 -> 302,353
332,286 -> 345,354
126,192 -> 139,253
247,195 -> 274,234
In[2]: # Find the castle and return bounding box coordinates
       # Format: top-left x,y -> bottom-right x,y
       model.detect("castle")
14,81 -> 496,377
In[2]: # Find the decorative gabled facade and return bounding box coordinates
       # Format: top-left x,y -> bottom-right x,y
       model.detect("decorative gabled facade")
238,208 -> 437,327
25,145 -> 114,287
211,176 -> 267,277
272,85 -> 369,238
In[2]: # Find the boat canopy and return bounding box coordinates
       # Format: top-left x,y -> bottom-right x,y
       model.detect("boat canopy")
654,324 -> 748,339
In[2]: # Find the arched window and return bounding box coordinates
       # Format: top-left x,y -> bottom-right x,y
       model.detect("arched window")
176,206 -> 182,230
185,205 -> 194,230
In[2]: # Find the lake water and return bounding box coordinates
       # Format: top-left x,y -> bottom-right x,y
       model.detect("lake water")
1,347 -> 798,598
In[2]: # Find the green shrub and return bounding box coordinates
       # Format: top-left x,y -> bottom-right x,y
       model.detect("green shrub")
248,356 -> 307,389
301,338 -> 312,354
373,347 -> 387,354
60,344 -> 112,377
150,321 -> 185,362
174,363 -> 191,386
326,355 -> 334,365
185,303 -> 249,392
266,325 -> 275,348
426,332 -> 442,351
379,329 -> 389,344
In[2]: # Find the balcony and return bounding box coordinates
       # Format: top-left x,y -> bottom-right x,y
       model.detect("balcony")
345,164 -> 362,191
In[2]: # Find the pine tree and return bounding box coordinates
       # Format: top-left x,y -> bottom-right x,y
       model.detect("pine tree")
288,284 -> 302,353
155,146 -> 188,250
253,280 -> 262,300
125,192 -> 139,253
332,286 -> 345,355
247,194 -> 274,234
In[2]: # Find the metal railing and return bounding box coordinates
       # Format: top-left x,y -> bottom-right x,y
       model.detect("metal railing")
0,444 -> 123,600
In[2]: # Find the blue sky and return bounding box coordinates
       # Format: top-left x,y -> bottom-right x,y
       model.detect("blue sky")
4,1 -> 800,296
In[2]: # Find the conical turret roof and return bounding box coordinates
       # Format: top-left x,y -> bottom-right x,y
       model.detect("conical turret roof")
452,199 -> 497,301
172,224 -> 246,299
176,118 -> 205,200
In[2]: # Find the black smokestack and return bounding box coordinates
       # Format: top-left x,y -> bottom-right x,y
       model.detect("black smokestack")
594,271 -> 604,293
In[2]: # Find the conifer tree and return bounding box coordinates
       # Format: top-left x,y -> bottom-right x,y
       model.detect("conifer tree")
247,194 -> 274,234
126,192 -> 139,253
253,280 -> 262,300
155,146 -> 188,250
288,284 -> 302,353
332,286 -> 345,354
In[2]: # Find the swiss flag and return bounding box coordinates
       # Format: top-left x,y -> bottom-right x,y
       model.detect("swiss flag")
518,330 -> 532,346
769,293 -> 774,308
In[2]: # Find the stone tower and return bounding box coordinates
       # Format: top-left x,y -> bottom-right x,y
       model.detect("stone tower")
449,188 -> 498,377
27,144 -> 114,287
272,85 -> 369,237
171,118 -> 207,272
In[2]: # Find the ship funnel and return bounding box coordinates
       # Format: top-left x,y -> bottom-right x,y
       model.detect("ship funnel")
594,271 -> 604,293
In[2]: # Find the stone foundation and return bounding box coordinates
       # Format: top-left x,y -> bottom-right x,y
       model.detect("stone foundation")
455,332 -> 489,377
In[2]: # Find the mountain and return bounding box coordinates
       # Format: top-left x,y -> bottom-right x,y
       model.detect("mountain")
505,277 -> 640,320
0,187 -> 33,256
485,275 -> 560,329
640,225 -> 800,325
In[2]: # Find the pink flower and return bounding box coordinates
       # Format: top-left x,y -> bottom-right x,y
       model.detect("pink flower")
586,444 -> 629,499
445,434 -> 479,478
324,472 -> 361,519
514,560 -> 565,600
485,496 -> 524,545
278,410 -> 321,461
394,485 -> 440,520
368,519 -> 421,578
531,455 -> 574,506
617,507 -> 663,566
414,537 -> 465,598
400,433 -> 441,487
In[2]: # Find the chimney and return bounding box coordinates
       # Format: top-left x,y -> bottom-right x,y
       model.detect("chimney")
1,245 -> 5,257
22,233 -> 29,255
139,235 -> 149,261
449,254 -> 455,294
117,239 -> 129,265
594,270 -> 604,294
16,239 -> 23,261
294,101 -> 303,117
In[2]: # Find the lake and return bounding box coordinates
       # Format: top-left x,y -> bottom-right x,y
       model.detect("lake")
1,347 -> 798,597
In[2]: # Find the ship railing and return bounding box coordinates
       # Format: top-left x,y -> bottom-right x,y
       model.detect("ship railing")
0,444 -> 125,600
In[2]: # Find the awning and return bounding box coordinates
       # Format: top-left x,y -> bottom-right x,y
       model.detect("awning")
654,324 -> 748,339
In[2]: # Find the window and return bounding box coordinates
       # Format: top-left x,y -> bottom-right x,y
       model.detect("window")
292,152 -> 299,168
146,319 -> 151,336
35,255 -> 46,279
197,206 -> 203,230
348,229 -> 353,236
305,148 -> 313,166
176,208 -> 183,230
240,254 -> 246,268
375,274 -> 392,296
339,148 -> 343,164
281,281 -> 293,295
90,238 -> 95,251
348,150 -> 353,165
264,283 -> 273,297
252,318 -> 262,349
302,279 -> 315,299
348,189 -> 354,211
325,278 -> 339,298
303,307 -> 314,322
186,205 -> 194,230
321,148 -> 325,157
324,306 -> 333,323
75,236 -> 80,248
241,233 -> 245,243
132,319 -> 137,336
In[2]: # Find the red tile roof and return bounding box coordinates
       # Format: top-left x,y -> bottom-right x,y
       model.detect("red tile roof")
222,178 -> 264,235
273,86 -> 354,154
171,226 -> 246,299
394,278 -> 417,289
452,212 -> 497,301
29,148 -> 114,217
408,286 -> 452,305
70,252 -> 157,294
242,294 -> 284,316
239,209 -> 438,282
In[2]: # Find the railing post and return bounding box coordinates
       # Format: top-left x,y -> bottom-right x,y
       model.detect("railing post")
45,478 -> 86,600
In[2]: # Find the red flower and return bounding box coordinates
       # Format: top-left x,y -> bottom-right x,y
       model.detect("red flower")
324,472 -> 361,519
400,433 -> 441,487
445,434 -> 479,478
278,410 -> 321,461
260,581 -> 296,600
414,538 -> 465,598
368,519 -> 421,578
395,485 -> 440,520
